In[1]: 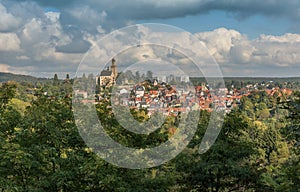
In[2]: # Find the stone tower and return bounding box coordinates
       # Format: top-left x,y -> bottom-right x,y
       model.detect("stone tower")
111,58 -> 117,80
201,82 -> 208,91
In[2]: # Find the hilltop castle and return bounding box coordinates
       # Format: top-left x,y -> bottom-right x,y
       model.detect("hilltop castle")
96,58 -> 117,87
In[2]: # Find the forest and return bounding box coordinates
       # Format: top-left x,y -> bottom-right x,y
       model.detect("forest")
0,75 -> 299,192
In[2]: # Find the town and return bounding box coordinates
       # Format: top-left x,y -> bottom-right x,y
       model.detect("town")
75,59 -> 294,117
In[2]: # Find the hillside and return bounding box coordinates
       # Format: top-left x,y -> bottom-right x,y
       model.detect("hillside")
0,72 -> 49,83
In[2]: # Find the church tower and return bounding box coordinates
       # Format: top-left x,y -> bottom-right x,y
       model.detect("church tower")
201,82 -> 208,91
111,58 -> 117,81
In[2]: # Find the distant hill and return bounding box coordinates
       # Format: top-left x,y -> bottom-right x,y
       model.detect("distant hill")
0,72 -> 49,83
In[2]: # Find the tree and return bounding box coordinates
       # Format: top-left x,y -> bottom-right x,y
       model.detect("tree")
240,96 -> 255,118
256,91 -> 299,191
146,70 -> 153,80
275,91 -> 300,191
0,81 -> 17,109
53,73 -> 59,86
282,92 -> 300,153
176,110 -> 261,192
64,74 -> 71,84
135,71 -> 140,82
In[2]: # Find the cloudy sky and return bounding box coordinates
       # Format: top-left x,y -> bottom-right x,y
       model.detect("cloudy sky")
0,0 -> 299,77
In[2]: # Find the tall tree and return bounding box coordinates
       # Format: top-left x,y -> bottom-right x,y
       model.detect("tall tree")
53,73 -> 59,86
146,70 -> 153,80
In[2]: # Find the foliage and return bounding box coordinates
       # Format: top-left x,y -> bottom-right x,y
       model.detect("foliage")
0,79 -> 299,191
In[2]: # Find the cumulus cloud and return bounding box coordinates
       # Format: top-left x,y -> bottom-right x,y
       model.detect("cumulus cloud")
0,3 -> 21,31
16,55 -> 30,60
18,16 -> 75,60
0,0 -> 299,77
0,1 -> 87,77
253,40 -> 299,67
59,5 -> 107,33
196,28 -> 300,76
195,28 -> 244,63
0,64 -> 11,72
258,33 -> 300,43
0,33 -> 21,51
0,1 -> 46,32
76,24 -> 225,78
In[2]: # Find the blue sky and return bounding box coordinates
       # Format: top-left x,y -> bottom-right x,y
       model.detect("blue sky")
0,0 -> 299,77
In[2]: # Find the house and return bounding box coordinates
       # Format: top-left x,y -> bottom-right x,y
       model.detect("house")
75,90 -> 88,99
135,85 -> 145,97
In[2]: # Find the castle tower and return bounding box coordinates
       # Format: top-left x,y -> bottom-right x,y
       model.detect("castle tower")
111,58 -> 117,80
201,82 -> 208,91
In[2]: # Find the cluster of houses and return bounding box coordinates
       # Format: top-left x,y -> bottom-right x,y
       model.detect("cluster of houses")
111,80 -> 242,116
74,59 -> 294,116
109,79 -> 294,116
112,80 -> 195,116
75,78 -> 294,117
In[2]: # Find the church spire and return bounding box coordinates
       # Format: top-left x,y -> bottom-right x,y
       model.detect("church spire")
111,58 -> 117,80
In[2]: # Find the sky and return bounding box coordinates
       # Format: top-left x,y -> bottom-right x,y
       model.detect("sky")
0,0 -> 299,77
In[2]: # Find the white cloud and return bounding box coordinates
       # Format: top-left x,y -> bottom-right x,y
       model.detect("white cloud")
17,13 -> 83,64
195,28 -> 244,63
19,22 -> 298,77
196,28 -> 300,65
0,2 -> 85,76
68,6 -> 106,24
0,3 -> 21,32
77,24 -> 217,77
20,16 -> 70,46
7,65 -> 35,76
195,28 -> 300,76
0,64 -> 11,72
45,11 -> 60,22
0,1 -> 299,77
229,36 -> 256,64
0,33 -> 21,51
16,55 -> 30,60
253,40 -> 300,67
258,33 -> 300,43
